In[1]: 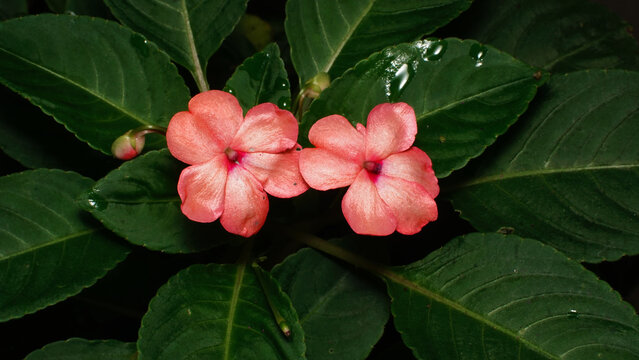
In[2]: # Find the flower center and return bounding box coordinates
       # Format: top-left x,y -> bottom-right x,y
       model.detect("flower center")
225,147 -> 242,165
363,160 -> 382,175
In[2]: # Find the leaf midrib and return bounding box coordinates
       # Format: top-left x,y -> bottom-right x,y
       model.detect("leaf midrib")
223,262 -> 246,360
0,46 -> 151,126
0,228 -> 99,262
452,163 -> 638,189
382,267 -> 560,360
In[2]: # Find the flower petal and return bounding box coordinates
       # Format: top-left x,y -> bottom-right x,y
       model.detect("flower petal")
166,91 -> 243,164
231,103 -> 298,153
376,175 -> 438,235
308,115 -> 365,162
177,154 -> 228,223
365,102 -> 417,161
342,170 -> 397,236
380,147 -> 439,198
220,166 -> 269,237
241,146 -> 309,198
299,148 -> 361,191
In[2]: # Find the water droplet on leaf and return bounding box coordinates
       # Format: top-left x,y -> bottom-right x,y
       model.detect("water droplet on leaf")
130,34 -> 150,57
85,190 -> 108,211
277,97 -> 290,109
422,39 -> 448,61
469,43 -> 487,67
387,63 -> 414,101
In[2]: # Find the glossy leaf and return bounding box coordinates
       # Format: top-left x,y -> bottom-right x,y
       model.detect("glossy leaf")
303,38 -> 546,177
224,43 -> 291,113
286,0 -> 473,83
448,70 -> 639,262
454,0 -> 639,72
0,169 -> 129,322
0,86 -> 118,179
273,247 -> 389,360
386,233 -> 639,359
46,0 -> 112,18
138,263 -> 305,360
0,0 -> 27,20
105,0 -> 248,90
78,149 -> 233,253
0,15 -> 190,154
25,338 -> 136,359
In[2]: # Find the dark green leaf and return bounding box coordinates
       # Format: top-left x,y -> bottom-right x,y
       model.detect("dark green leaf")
45,0 -> 113,18
224,43 -> 291,113
0,14 -> 190,154
304,38 -> 546,177
454,0 -> 639,72
273,247 -> 389,360
105,0 -> 248,90
78,149 -> 234,253
286,0 -> 473,83
25,338 -> 136,359
0,169 -> 129,322
0,85 -> 118,179
138,263 -> 306,360
448,70 -> 639,262
0,0 -> 27,20
386,233 -> 639,359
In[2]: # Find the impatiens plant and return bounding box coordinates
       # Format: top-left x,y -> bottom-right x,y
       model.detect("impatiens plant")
1,0 -> 638,359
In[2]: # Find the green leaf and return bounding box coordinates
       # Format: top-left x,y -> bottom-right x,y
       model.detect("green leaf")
454,0 -> 639,72
0,0 -> 27,20
105,0 -> 248,91
138,263 -> 306,360
0,14 -> 190,154
45,0 -> 113,18
273,247 -> 389,360
0,85 -> 118,179
78,149 -> 234,253
303,38 -> 546,177
386,233 -> 639,359
223,43 -> 291,113
0,169 -> 129,322
286,0 -> 473,83
25,338 -> 136,360
447,70 -> 639,262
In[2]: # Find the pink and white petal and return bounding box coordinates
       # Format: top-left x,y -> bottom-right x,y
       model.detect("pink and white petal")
167,111 -> 225,165
299,148 -> 361,191
380,147 -> 439,198
241,148 -> 308,198
365,103 -> 417,161
188,90 -> 244,147
220,166 -> 269,237
177,154 -> 228,223
308,115 -> 365,162
342,170 -> 397,236
231,103 -> 298,154
375,175 -> 438,235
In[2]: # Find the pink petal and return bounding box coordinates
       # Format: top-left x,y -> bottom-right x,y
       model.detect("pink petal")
166,111 -> 222,165
365,103 -> 417,161
241,146 -> 309,198
177,154 -> 228,223
308,115 -> 365,162
299,148 -> 361,191
220,166 -> 269,237
231,103 -> 298,153
380,147 -> 439,198
342,170 -> 397,236
376,175 -> 438,235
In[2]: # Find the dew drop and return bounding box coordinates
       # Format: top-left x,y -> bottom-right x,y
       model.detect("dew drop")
422,39 -> 448,62
130,34 -> 150,57
85,190 -> 108,211
469,43 -> 488,67
275,77 -> 290,90
277,97 -> 290,109
386,63 -> 415,101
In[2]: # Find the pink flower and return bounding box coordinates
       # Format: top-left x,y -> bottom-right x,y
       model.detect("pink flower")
166,90 -> 308,237
299,103 -> 439,236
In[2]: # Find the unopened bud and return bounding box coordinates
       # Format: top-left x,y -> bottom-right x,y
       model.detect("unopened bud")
111,130 -> 145,160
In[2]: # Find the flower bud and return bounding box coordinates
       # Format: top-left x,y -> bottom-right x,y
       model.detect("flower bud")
111,130 -> 145,160
304,72 -> 330,98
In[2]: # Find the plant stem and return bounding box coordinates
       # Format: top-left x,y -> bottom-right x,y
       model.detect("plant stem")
252,263 -> 291,337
